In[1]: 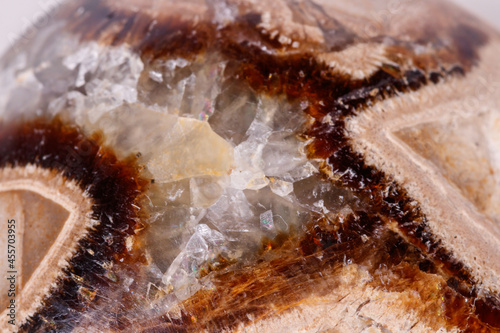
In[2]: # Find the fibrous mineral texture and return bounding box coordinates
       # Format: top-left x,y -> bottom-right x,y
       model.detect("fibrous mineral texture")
0,0 -> 499,332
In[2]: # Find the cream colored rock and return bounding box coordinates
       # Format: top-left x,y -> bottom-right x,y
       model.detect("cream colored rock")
346,42 -> 500,293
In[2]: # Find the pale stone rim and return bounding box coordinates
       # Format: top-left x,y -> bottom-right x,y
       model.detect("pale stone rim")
0,165 -> 95,329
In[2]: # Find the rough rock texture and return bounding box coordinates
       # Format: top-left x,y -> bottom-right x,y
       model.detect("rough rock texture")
0,0 -> 499,332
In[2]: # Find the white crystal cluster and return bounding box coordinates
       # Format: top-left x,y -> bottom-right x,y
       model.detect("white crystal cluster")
141,58 -> 358,301
163,224 -> 225,300
50,42 -> 144,125
0,40 -> 354,305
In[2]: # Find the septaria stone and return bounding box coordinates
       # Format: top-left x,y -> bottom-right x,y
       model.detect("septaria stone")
0,0 -> 499,332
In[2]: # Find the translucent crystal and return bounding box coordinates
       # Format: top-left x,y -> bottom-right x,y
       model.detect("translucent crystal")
259,210 -> 278,239
261,131 -> 309,178
63,42 -> 100,87
162,224 -> 225,300
269,178 -> 294,197
206,189 -> 255,234
148,117 -> 234,182
0,1 -> 499,331
47,42 -> 144,125
140,57 -> 225,121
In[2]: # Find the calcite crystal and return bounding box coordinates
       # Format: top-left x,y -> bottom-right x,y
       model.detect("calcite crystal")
0,0 -> 499,332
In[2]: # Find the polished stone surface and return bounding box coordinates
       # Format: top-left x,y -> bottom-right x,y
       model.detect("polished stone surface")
0,0 -> 499,332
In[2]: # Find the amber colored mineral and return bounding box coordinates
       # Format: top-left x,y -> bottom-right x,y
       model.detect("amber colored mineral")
0,0 -> 499,332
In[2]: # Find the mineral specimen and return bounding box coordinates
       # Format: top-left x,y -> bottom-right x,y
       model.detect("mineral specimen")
0,0 -> 499,332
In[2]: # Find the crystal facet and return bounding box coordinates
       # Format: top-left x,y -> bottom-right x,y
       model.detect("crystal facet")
0,0 -> 499,332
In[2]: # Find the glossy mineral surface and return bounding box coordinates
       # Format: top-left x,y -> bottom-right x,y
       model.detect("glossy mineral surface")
0,0 -> 499,332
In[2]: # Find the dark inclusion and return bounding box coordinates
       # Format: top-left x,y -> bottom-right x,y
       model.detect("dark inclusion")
0,118 -> 149,332
1,0 -> 499,331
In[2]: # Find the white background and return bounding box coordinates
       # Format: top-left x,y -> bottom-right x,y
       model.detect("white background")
0,0 -> 498,55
